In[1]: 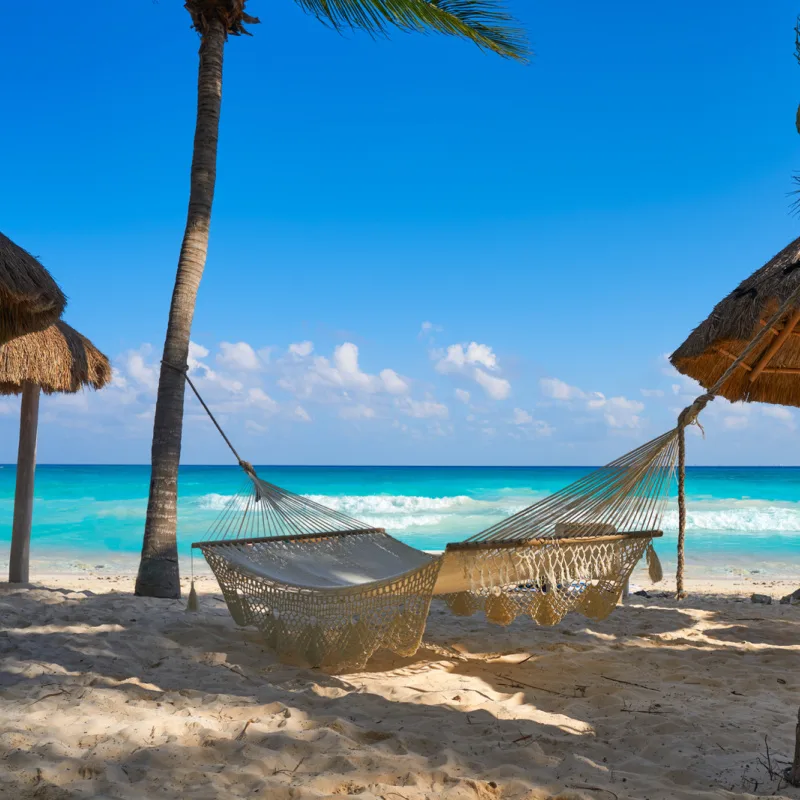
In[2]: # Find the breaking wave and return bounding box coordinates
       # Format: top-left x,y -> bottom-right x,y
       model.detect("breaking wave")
663,501 -> 800,533
196,492 -> 800,534
195,492 -> 529,530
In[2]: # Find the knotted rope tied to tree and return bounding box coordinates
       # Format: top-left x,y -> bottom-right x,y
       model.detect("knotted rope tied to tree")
162,358 -> 256,476
162,358 -> 262,610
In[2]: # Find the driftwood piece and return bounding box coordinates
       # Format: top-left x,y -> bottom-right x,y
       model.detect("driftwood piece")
785,707 -> 800,787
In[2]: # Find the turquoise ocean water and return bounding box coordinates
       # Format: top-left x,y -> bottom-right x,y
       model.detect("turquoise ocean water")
0,465 -> 798,578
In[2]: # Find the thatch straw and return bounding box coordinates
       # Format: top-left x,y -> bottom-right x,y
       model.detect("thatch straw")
0,232 -> 67,343
671,236 -> 800,407
0,321 -> 111,396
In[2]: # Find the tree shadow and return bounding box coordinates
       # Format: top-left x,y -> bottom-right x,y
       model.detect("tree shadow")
0,583 -> 590,798
703,616 -> 800,648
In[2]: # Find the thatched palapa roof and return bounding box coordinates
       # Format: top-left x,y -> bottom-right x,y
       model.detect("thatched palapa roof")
0,320 -> 112,395
0,232 -> 67,342
671,236 -> 800,407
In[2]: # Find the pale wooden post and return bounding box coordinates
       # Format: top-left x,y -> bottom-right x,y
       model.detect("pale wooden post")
9,382 -> 40,583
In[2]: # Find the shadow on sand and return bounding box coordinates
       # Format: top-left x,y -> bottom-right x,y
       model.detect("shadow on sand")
0,583 -> 798,799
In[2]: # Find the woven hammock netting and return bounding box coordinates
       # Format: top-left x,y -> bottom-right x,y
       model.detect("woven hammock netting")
194,426 -> 677,671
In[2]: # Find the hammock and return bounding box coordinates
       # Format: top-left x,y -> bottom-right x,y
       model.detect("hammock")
193,426 -> 678,671
184,281 -> 800,671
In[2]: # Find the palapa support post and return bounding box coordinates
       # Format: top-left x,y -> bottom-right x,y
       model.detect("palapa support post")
0,324 -> 110,585
9,382 -> 41,583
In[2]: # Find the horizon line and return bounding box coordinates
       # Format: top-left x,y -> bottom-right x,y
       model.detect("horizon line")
2,463 -> 800,469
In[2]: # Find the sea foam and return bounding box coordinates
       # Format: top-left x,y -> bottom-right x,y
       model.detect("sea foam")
662,502 -> 800,533
195,492 -> 527,528
195,491 -> 800,534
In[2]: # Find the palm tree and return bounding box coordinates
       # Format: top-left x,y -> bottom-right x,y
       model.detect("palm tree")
135,0 -> 528,598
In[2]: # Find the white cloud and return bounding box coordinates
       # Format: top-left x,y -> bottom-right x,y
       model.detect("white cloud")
136,405 -> 155,421
455,389 -> 471,404
539,377 -> 581,401
723,415 -> 749,430
188,341 -> 209,361
294,405 -> 312,422
379,369 -> 410,395
603,396 -> 645,429
189,345 -> 244,393
48,392 -> 90,411
473,368 -> 511,400
512,408 -> 533,425
511,407 -> 554,436
110,368 -> 127,389
640,388 -> 665,398
437,342 -> 498,372
533,420 -> 555,436
418,321 -> 443,339
540,377 -> 603,406
760,405 -> 795,430
540,377 -> 644,429
280,342 -> 410,399
218,341 -> 260,371
246,388 -> 279,413
126,347 -> 158,391
188,341 -> 245,393
257,347 -> 274,364
435,341 -> 510,400
288,341 -> 314,358
586,392 -> 607,409
395,397 -> 449,419
245,420 -> 268,435
340,404 -> 376,420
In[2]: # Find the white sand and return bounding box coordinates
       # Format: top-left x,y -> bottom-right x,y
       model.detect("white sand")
1,570 -> 799,800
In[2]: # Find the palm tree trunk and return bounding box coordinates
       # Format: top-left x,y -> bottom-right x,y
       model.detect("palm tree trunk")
136,17 -> 226,598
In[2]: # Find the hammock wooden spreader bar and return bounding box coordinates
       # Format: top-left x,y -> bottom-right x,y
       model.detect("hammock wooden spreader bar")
445,530 -> 662,551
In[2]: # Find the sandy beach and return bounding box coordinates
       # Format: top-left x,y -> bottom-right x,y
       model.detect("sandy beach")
0,569 -> 797,800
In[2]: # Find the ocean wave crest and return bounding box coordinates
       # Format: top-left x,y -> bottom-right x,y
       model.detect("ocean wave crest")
306,493 -> 506,515
195,491 -> 800,535
663,503 -> 800,533
197,493 -> 250,511
195,491 -> 527,527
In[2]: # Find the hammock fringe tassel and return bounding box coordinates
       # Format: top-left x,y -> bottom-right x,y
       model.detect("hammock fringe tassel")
186,580 -> 199,612
646,543 -> 663,584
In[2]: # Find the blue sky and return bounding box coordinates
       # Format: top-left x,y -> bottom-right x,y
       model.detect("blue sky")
1,0 -> 800,465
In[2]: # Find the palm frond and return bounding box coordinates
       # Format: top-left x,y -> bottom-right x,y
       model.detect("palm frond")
292,0 -> 529,61
795,14 -> 800,66
789,173 -> 800,216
